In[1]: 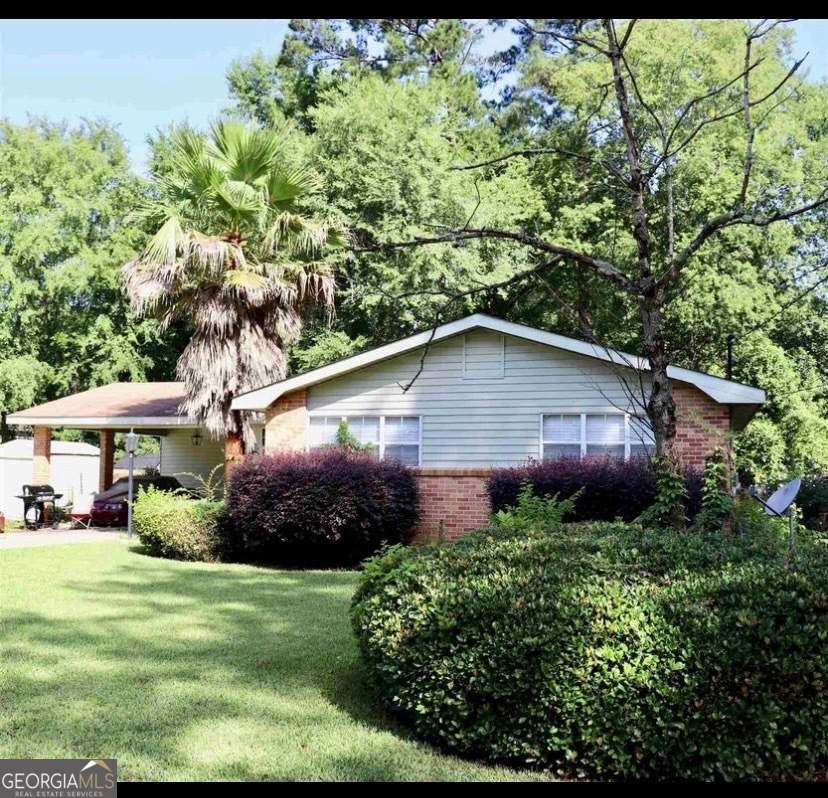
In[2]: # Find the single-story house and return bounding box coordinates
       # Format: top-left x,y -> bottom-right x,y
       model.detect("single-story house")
0,438 -> 100,519
8,314 -> 765,538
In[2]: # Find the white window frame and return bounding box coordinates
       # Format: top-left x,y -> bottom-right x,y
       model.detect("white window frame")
306,414 -> 423,466
539,411 -> 653,462
462,333 -> 505,380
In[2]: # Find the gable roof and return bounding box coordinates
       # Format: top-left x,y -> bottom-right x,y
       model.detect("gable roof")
231,314 -> 765,418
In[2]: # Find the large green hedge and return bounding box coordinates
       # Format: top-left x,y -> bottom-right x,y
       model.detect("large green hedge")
133,486 -> 224,562
352,522 -> 828,780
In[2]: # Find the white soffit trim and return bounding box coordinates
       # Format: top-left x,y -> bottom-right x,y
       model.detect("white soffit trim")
231,314 -> 766,411
5,415 -> 200,428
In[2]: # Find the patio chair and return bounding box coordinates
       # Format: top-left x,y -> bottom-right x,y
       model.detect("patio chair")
68,494 -> 95,530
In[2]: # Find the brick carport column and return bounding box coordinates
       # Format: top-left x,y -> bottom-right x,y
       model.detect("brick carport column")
98,430 -> 115,492
32,426 -> 52,485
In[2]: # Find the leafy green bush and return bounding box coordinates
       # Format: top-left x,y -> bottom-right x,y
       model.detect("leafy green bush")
353,520 -> 828,780
133,486 -> 224,562
490,482 -> 578,533
797,476 -> 828,531
692,450 -> 733,532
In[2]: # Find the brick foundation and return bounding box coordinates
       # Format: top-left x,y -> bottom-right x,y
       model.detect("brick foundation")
264,389 -> 307,453
673,383 -> 731,469
412,468 -> 492,543
98,430 -> 115,492
32,426 -> 51,485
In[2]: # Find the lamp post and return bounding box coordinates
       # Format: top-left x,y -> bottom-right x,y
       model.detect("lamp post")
125,428 -> 139,538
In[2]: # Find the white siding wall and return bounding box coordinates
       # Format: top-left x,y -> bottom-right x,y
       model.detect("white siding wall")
307,330 -> 651,467
159,426 -> 264,490
160,430 -> 225,490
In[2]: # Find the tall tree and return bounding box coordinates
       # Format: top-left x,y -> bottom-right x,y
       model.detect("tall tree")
0,119 -> 170,429
226,19 -> 488,130
123,122 -> 344,456
365,19 -> 828,495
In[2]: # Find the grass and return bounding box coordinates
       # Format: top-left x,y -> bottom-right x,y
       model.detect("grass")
0,542 -> 544,781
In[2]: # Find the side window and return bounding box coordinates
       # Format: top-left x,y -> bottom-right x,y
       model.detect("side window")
541,414 -> 582,460
383,417 -> 421,466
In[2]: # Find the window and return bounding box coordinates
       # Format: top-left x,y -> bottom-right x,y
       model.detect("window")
308,415 -> 421,466
384,416 -> 420,466
541,413 -> 653,462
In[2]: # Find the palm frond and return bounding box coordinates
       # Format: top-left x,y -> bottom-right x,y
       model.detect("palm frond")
208,121 -> 283,185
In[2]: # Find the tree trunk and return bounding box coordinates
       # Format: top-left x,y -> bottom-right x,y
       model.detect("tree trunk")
225,416 -> 246,477
639,296 -> 678,461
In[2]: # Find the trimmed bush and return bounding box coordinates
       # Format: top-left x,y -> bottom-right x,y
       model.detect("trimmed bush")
225,449 -> 419,566
133,486 -> 224,561
353,521 -> 828,780
488,456 -> 702,522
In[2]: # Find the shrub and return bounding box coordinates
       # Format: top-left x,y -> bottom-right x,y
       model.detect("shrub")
490,482 -> 579,533
353,520 -> 828,780
796,475 -> 828,531
133,486 -> 224,562
488,456 -> 701,523
225,449 -> 419,566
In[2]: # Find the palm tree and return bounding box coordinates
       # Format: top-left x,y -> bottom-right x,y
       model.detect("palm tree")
123,121 -> 344,457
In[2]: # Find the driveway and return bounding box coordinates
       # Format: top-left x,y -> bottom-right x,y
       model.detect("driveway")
0,529 -> 127,549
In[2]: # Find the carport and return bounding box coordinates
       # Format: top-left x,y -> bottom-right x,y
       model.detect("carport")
6,382 -> 211,492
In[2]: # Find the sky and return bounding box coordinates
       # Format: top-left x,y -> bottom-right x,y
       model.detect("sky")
0,18 -> 826,172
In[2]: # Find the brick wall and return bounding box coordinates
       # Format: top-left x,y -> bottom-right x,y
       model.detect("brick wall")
673,383 -> 731,469
412,469 -> 492,543
32,426 -> 51,485
264,389 -> 307,453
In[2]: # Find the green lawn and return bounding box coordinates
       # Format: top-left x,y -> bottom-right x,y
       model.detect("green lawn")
0,542 -> 543,781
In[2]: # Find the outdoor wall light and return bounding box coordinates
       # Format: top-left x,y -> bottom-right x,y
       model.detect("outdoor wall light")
191,430 -> 203,447
125,429 -> 139,454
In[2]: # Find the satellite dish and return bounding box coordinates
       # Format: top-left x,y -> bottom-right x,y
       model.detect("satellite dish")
762,478 -> 802,517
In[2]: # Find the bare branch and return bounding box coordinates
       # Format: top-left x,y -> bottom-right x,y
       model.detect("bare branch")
617,18 -> 638,51
451,146 -> 629,185
516,18 -> 611,55
657,192 -> 828,292
356,226 -> 638,293
604,19 -> 653,282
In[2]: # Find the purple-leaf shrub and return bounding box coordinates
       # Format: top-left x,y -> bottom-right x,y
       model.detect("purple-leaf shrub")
225,449 -> 419,565
487,456 -> 701,523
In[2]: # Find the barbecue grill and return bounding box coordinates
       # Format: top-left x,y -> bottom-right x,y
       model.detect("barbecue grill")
16,484 -> 63,530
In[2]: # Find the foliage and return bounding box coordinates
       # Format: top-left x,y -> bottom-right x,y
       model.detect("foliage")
133,486 -> 224,562
789,475 -> 828,532
637,457 -> 691,528
488,456 -> 701,523
175,464 -> 225,502
353,519 -> 828,780
693,450 -> 733,532
289,328 -> 368,372
0,120 -> 176,422
225,448 -> 419,565
332,419 -> 375,454
490,482 -> 578,533
123,121 -> 345,450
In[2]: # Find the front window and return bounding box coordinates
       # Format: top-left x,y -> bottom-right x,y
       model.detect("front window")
541,413 -> 653,462
308,415 -> 421,466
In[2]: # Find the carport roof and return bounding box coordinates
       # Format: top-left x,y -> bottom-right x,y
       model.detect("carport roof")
6,382 -> 195,429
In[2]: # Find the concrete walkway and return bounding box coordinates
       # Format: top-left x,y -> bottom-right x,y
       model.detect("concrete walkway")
0,529 -> 127,549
